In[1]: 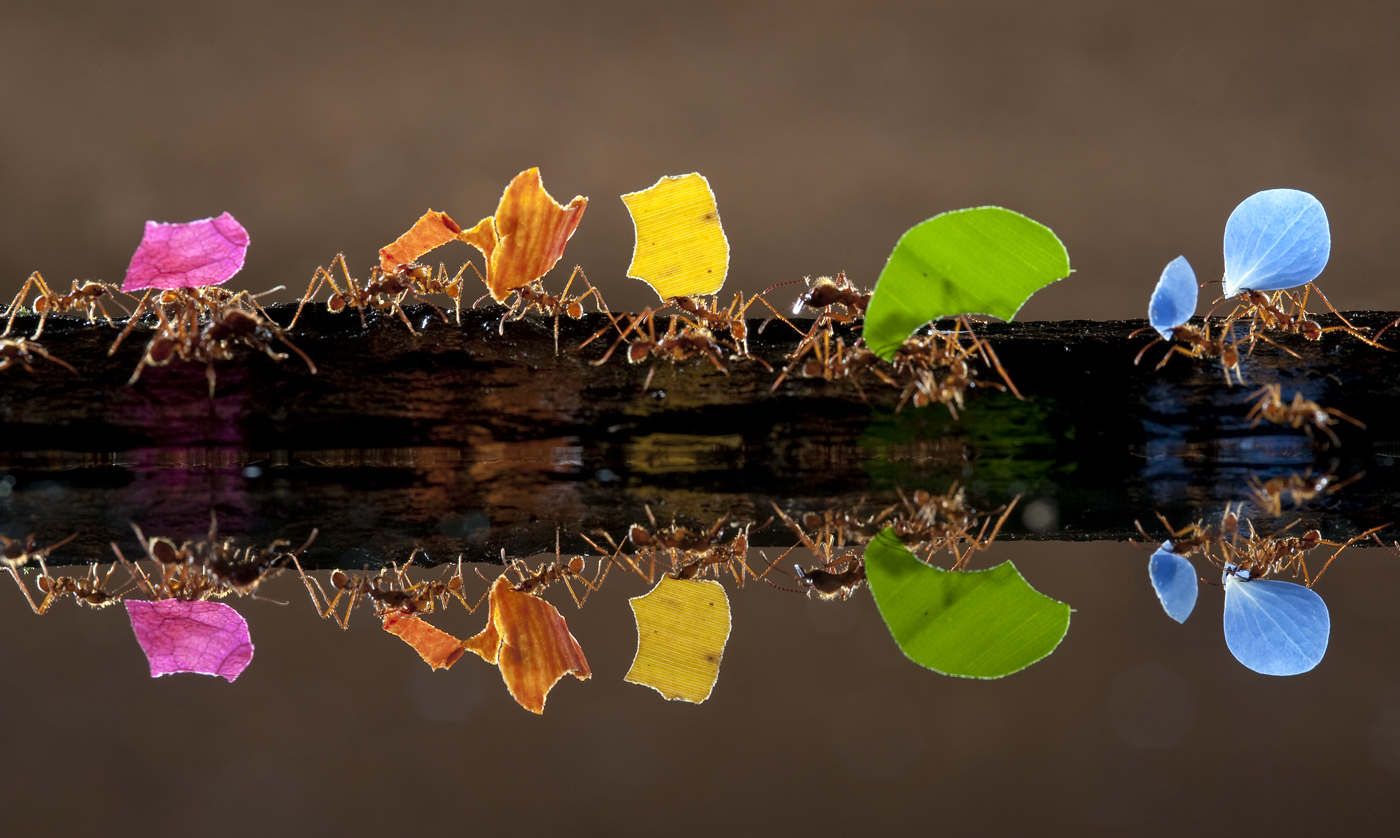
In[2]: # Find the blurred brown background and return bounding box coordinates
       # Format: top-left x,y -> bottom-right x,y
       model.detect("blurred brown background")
4,0 -> 1400,317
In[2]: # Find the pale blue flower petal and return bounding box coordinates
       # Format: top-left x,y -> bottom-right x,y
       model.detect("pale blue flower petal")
1148,541 -> 1198,623
1147,256 -> 1198,339
1222,575 -> 1329,676
1222,189 -> 1330,296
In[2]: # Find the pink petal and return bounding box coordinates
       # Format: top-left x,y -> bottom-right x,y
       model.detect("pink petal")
125,600 -> 254,682
121,212 -> 250,292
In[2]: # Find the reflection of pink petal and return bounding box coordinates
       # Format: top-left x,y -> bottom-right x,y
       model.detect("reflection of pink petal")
125,600 -> 254,682
122,212 -> 250,292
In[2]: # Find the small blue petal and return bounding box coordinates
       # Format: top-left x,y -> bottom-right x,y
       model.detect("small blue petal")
1148,542 -> 1198,623
1147,256 -> 1198,339
1222,189 -> 1331,296
1222,575 -> 1329,676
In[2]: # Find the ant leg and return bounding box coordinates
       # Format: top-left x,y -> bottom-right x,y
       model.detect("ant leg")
108,290 -> 155,356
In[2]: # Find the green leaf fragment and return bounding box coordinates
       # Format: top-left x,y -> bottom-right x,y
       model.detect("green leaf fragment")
864,206 -> 1071,359
864,528 -> 1070,678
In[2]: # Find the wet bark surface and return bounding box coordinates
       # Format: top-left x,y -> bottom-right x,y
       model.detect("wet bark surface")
2,305 -> 1398,566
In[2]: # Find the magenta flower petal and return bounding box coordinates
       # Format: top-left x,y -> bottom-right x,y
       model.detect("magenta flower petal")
125,600 -> 254,682
121,212 -> 250,292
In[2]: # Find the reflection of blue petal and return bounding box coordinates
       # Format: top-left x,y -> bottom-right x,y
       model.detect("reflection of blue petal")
1223,189 -> 1330,296
1149,542 -> 1198,623
1222,575 -> 1329,676
1148,256 -> 1198,339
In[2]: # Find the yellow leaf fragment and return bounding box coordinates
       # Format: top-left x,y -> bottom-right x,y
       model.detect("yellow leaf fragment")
621,173 -> 729,301
378,209 -> 464,274
457,168 -> 587,302
465,575 -> 591,714
625,576 -> 731,704
382,612 -> 466,671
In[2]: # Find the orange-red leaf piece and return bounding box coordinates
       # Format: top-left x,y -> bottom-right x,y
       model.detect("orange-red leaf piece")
382,612 -> 466,671
379,210 -> 465,274
464,575 -> 591,713
457,168 -> 587,302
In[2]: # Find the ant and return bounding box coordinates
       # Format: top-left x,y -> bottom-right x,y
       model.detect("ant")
491,267 -> 611,355
669,291 -> 798,356
1223,285 -> 1384,349
492,531 -> 609,608
1133,508 -> 1240,559
1218,519 -> 1386,587
1245,383 -> 1365,447
3,272 -> 132,339
889,321 -> 1021,416
122,287 -> 316,395
0,335 -> 77,375
763,508 -> 868,600
1130,317 -> 1246,386
770,324 -> 895,395
292,253 -> 452,335
766,272 -> 872,322
590,312 -> 740,390
7,559 -> 133,615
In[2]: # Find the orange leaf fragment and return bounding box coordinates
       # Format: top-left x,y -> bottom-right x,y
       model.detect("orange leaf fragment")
378,209 -> 465,274
464,575 -> 591,713
382,612 -> 466,671
457,168 -> 587,302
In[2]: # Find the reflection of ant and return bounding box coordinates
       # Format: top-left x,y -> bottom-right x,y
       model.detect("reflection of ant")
1,531 -> 77,570
0,336 -> 77,375
1245,384 -> 1365,447
1134,509 -> 1240,559
1247,467 -> 1362,516
1130,318 -> 1246,386
7,560 -> 133,615
4,272 -> 131,339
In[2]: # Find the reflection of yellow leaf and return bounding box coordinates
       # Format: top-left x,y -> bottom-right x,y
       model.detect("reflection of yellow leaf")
459,168 -> 587,302
382,612 -> 465,671
626,432 -> 743,475
465,575 -> 591,714
626,576 -> 731,703
622,173 -> 729,301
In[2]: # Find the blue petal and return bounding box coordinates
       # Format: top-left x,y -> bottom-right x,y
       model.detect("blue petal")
1222,575 -> 1329,676
1147,256 -> 1198,339
1148,542 -> 1198,623
1222,189 -> 1330,296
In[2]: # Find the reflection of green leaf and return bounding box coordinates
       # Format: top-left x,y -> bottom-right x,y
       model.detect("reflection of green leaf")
864,528 -> 1070,678
865,207 -> 1071,359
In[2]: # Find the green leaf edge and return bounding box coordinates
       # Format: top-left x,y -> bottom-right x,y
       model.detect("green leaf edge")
864,527 -> 1072,679
864,206 -> 1071,360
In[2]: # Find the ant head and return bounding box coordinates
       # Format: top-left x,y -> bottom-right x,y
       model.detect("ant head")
1221,345 -> 1240,367
405,264 -> 432,281
221,309 -> 260,333
629,525 -> 653,547
33,297 -> 52,312
331,570 -> 349,589
328,295 -> 348,312
566,557 -> 585,575
1302,530 -> 1323,547
79,282 -> 107,297
160,290 -> 183,305
149,538 -> 181,565
627,343 -> 652,363
566,301 -> 583,318
1300,320 -> 1322,341
36,575 -> 54,593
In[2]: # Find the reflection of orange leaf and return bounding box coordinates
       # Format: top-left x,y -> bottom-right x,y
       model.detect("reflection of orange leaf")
458,168 -> 587,302
464,575 -> 591,713
382,612 -> 465,670
379,209 -> 465,274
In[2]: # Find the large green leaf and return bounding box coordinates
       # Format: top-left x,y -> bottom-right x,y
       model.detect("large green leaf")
864,207 -> 1071,359
864,528 -> 1070,678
